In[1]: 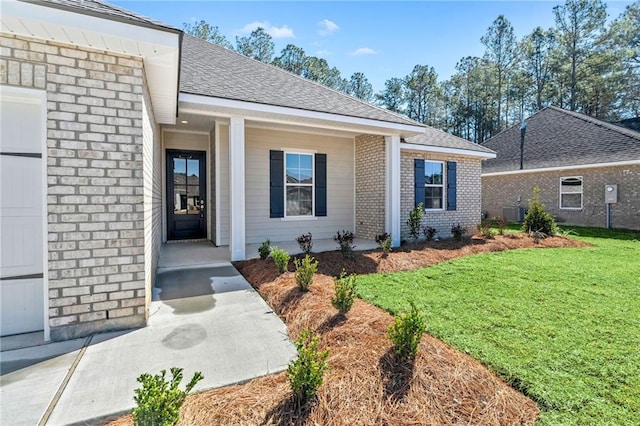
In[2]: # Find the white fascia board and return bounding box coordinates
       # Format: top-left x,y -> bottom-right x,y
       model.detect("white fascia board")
482,159 -> 640,177
178,93 -> 425,136
2,0 -> 180,124
401,142 -> 497,159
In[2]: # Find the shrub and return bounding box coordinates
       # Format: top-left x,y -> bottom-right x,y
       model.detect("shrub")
387,302 -> 427,360
333,230 -> 355,258
451,223 -> 467,241
495,217 -> 509,235
478,220 -> 496,239
407,203 -> 424,241
522,186 -> 558,237
294,254 -> 318,292
331,270 -> 357,314
258,239 -> 271,260
271,247 -> 290,273
423,226 -> 437,241
296,232 -> 313,255
287,328 -> 329,404
132,367 -> 203,426
375,232 -> 392,254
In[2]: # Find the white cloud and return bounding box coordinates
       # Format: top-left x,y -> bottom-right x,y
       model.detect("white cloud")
238,21 -> 295,39
318,19 -> 339,36
351,47 -> 378,56
316,49 -> 332,57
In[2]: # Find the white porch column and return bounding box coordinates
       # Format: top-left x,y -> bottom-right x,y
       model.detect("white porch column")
229,116 -> 246,260
385,135 -> 401,247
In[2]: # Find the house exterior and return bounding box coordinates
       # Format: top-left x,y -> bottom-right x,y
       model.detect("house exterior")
481,106 -> 640,230
0,0 -> 493,342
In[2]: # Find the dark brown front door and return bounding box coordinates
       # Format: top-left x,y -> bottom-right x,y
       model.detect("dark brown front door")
167,149 -> 206,240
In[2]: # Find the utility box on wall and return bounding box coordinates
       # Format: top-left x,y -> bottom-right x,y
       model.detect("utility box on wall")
605,184 -> 618,204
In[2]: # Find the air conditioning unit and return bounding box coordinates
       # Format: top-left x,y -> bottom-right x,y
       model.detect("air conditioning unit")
502,206 -> 527,222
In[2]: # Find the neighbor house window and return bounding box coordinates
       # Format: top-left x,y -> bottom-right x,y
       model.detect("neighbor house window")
560,176 -> 583,209
424,161 -> 444,209
285,152 -> 314,216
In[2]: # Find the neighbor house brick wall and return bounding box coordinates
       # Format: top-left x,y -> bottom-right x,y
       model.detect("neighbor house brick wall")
1,34 -> 147,340
401,150 -> 483,240
355,134 -> 386,240
482,165 -> 640,230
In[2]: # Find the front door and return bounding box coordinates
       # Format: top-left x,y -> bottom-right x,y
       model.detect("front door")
167,149 -> 207,240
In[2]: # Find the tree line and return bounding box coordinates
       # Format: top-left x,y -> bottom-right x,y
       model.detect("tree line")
185,0 -> 639,143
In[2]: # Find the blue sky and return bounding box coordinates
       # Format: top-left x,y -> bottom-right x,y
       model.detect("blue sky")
113,1 -> 632,92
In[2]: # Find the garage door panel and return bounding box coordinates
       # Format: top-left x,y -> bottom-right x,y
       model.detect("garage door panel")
0,156 -> 42,213
0,278 -> 45,336
0,217 -> 43,278
0,98 -> 42,154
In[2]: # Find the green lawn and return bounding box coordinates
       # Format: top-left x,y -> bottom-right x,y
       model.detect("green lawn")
356,227 -> 640,425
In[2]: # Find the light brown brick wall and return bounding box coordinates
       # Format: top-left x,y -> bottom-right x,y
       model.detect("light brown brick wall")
355,135 -> 386,240
482,165 -> 640,230
1,34 -> 148,340
401,150 -> 483,240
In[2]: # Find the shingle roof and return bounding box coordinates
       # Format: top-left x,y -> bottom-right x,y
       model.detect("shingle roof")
405,127 -> 495,154
179,34 -> 422,127
481,106 -> 640,173
27,0 -> 180,33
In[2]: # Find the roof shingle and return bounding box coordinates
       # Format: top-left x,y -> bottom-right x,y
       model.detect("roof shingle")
481,106 -> 640,173
405,127 -> 495,154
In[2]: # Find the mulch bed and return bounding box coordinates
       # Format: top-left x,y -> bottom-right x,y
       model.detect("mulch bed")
108,234 -> 588,425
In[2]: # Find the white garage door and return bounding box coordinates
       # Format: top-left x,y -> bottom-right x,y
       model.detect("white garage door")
0,87 -> 46,337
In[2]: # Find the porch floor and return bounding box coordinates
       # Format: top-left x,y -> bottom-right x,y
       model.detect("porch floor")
158,238 -> 379,269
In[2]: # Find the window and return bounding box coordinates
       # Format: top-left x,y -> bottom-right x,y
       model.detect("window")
424,161 -> 444,210
560,176 -> 583,209
285,152 -> 313,216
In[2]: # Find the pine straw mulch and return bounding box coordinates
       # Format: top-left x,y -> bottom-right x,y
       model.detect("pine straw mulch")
108,234 -> 589,426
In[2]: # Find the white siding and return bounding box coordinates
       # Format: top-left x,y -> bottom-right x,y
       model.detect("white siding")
244,127 -> 355,244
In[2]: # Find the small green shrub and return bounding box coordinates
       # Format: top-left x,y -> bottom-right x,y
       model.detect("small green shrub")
522,186 -> 558,237
287,328 -> 330,404
331,270 -> 357,314
495,217 -> 508,235
333,230 -> 355,258
132,367 -> 203,426
258,239 -> 271,260
271,247 -> 290,273
451,223 -> 467,241
296,232 -> 313,255
388,302 -> 427,360
423,226 -> 437,241
478,220 -> 496,239
407,203 -> 424,241
294,254 -> 318,292
375,232 -> 392,254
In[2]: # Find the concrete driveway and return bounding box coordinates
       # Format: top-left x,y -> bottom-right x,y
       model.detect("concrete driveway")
1,263 -> 296,425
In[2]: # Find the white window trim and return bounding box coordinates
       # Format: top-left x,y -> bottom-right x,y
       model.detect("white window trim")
559,176 -> 583,210
284,151 -> 315,219
424,160 -> 446,211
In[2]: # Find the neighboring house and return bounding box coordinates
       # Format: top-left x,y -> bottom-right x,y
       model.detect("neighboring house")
481,106 -> 640,230
0,0 -> 493,342
612,117 -> 640,132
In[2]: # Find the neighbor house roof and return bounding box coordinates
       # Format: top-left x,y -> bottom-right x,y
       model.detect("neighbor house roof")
179,34 -> 421,128
404,127 -> 495,157
22,0 -> 180,33
482,106 -> 640,173
613,117 -> 640,132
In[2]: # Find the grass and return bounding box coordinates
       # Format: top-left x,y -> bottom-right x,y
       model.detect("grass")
357,227 -> 640,425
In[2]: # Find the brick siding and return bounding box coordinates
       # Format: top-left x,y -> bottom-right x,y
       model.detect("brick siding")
1,34 -> 149,340
355,135 -> 386,240
482,165 -> 640,230
401,150 -> 483,240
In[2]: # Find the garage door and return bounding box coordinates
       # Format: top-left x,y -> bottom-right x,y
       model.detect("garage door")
0,88 -> 46,336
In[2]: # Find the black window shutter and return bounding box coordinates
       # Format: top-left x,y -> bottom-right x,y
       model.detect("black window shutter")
269,150 -> 284,218
414,159 -> 425,208
446,161 -> 457,211
315,153 -> 327,216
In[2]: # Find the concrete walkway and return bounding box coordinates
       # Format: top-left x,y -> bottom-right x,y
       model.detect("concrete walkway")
1,263 -> 296,425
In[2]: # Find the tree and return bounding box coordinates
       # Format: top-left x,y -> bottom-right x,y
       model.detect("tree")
553,0 -> 607,111
404,65 -> 438,124
376,77 -> 405,114
183,20 -> 233,50
235,27 -> 275,63
481,15 -> 518,131
520,27 -> 556,110
347,72 -> 374,101
273,44 -> 306,75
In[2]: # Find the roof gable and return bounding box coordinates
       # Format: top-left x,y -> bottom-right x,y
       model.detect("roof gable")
482,106 -> 640,173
